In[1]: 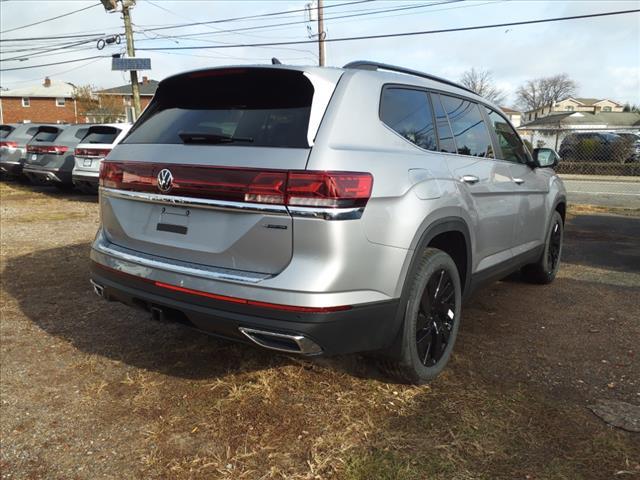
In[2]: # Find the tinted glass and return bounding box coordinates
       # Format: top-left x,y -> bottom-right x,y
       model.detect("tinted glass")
380,88 -> 436,150
484,108 -> 528,164
430,93 -> 456,154
440,95 -> 493,157
82,126 -> 121,144
32,128 -> 62,142
1,125 -> 14,139
56,126 -> 89,143
124,69 -> 314,148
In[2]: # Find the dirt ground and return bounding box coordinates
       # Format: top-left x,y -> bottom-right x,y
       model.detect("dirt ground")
1,181 -> 639,480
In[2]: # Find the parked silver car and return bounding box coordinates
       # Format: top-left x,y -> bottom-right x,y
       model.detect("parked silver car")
72,123 -> 132,193
90,62 -> 566,383
23,124 -> 91,189
0,123 -> 55,177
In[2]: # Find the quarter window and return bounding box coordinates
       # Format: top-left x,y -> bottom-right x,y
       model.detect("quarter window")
380,87 -> 437,151
484,108 -> 528,164
22,97 -> 30,107
440,94 -> 494,158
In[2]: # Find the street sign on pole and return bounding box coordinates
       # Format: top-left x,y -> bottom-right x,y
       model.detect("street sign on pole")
112,57 -> 151,71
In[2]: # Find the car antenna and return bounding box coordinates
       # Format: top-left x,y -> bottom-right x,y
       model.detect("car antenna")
271,57 -> 282,65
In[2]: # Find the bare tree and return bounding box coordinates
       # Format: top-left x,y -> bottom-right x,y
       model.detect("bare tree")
459,68 -> 505,105
515,74 -> 578,112
73,85 -> 124,123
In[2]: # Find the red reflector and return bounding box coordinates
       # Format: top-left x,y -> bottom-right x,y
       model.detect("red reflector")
92,263 -> 351,313
99,162 -> 373,209
75,148 -> 111,158
26,145 -> 68,155
0,141 -> 18,148
154,281 -> 351,312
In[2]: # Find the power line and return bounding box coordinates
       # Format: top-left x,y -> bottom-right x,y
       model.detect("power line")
137,8 -> 640,51
0,54 -> 109,72
0,3 -> 102,35
134,0 -> 462,42
137,0 -> 374,33
0,32 -> 110,43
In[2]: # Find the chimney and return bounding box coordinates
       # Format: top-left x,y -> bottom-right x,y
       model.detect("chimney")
43,77 -> 51,87
142,76 -> 149,85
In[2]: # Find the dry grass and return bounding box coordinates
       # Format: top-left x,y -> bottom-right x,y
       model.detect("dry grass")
1,180 -> 639,479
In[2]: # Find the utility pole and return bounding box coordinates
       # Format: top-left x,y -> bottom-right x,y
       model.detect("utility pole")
121,2 -> 141,119
317,0 -> 325,66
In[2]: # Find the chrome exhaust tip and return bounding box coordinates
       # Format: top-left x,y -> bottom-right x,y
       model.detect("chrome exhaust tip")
239,327 -> 323,355
89,279 -> 104,298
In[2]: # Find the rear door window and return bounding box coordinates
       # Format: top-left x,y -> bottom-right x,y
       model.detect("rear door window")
82,126 -> 121,144
380,87 -> 437,151
430,93 -> 457,154
484,108 -> 528,164
440,94 -> 494,158
123,68 -> 314,148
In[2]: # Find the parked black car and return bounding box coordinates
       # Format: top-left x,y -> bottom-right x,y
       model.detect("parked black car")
559,132 -> 632,164
23,124 -> 91,189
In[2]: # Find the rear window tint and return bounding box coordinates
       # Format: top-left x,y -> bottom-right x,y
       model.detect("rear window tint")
1,125 -> 14,139
32,128 -> 62,142
124,69 -> 314,148
82,126 -> 121,144
380,87 -> 437,151
56,126 -> 90,143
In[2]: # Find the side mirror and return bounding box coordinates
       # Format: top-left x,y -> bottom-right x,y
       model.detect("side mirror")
532,148 -> 560,168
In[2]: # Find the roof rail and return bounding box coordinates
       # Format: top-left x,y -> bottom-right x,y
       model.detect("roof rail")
343,61 -> 476,95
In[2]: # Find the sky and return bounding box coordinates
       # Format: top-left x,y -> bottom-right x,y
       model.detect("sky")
1,0 -> 639,108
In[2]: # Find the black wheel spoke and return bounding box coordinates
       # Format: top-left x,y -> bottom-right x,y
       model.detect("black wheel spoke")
416,267 -> 457,367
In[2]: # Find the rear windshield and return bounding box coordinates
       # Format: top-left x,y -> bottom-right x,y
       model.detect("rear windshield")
82,126 -> 121,144
32,127 -> 63,142
1,125 -> 14,139
55,126 -> 90,143
124,68 -> 314,148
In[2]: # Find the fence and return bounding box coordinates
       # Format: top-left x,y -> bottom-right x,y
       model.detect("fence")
518,127 -> 640,204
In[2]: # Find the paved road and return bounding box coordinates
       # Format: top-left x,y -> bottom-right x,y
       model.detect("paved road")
561,178 -> 640,209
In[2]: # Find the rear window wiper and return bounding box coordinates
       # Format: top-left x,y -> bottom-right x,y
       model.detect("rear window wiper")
178,131 -> 254,144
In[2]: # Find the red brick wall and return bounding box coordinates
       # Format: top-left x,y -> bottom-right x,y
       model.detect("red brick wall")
0,97 -> 81,124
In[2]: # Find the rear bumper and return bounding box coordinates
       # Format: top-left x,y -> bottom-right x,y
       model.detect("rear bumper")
23,165 -> 72,184
0,159 -> 25,175
90,261 -> 402,356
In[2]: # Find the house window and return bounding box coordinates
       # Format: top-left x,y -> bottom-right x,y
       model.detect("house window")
602,106 -> 612,112
565,106 -> 574,111
56,97 -> 65,107
22,97 -> 30,107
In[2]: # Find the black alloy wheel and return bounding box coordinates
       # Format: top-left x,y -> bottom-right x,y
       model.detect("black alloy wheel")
415,269 -> 456,367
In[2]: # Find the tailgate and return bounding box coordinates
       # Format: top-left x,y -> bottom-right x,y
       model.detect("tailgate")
99,67 -> 339,275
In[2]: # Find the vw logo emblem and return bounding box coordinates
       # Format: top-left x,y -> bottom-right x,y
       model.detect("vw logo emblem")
157,168 -> 173,193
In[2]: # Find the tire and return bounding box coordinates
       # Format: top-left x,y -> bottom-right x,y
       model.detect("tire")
521,211 -> 564,284
380,248 -> 462,384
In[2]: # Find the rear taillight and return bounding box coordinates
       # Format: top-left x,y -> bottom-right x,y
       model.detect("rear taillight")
99,162 -> 373,208
75,148 -> 111,158
0,141 -> 18,148
26,145 -> 68,155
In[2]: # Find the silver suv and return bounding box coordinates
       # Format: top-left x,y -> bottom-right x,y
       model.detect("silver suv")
90,62 -> 566,383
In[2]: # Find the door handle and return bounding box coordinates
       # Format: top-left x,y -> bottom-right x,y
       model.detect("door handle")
513,178 -> 525,185
461,175 -> 479,185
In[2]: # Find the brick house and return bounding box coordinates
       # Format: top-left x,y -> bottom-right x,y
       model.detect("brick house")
91,76 -> 158,122
0,77 -> 79,124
